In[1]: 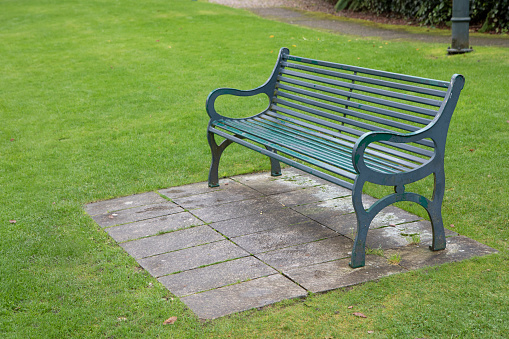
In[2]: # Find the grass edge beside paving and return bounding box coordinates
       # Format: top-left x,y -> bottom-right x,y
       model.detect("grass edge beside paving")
0,0 -> 508,337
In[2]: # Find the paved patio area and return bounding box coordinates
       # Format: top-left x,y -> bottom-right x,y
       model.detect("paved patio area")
85,169 -> 497,319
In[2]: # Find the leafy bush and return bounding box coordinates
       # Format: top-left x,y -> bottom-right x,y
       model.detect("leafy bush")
334,0 -> 509,33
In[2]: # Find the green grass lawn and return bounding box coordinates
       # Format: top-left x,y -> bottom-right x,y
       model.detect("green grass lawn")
1,0 -> 508,337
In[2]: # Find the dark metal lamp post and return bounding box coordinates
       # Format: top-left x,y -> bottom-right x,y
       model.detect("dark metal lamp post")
447,0 -> 473,54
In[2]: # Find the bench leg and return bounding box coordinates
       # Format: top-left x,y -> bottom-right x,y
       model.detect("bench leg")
265,146 -> 282,176
207,131 -> 233,187
428,170 -> 446,251
350,178 -> 370,268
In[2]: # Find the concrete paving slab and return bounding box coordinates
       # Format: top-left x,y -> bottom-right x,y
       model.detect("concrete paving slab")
365,220 -> 459,250
232,170 -> 321,195
384,236 -> 498,271
191,196 -> 285,223
158,178 -> 237,199
210,208 -> 309,238
158,256 -> 277,297
172,184 -> 262,209
138,240 -> 249,277
285,255 -> 406,293
120,225 -> 223,259
232,220 -> 338,254
85,170 -> 499,319
106,212 -> 203,243
180,274 -> 307,319
85,192 -> 168,216
92,202 -> 183,228
269,185 -> 352,207
256,236 -> 353,271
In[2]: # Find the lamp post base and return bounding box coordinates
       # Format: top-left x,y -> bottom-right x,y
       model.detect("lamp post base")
447,47 -> 473,55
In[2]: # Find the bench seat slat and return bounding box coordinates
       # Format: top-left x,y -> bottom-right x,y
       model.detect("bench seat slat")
284,55 -> 450,88
222,119 -> 403,174
277,83 -> 433,125
259,115 -> 423,169
281,63 -> 448,98
251,117 -> 415,172
211,123 -> 358,180
223,120 -> 358,171
278,77 -> 438,118
266,110 -> 434,159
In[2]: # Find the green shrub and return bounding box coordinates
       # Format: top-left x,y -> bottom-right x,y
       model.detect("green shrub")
335,0 -> 509,33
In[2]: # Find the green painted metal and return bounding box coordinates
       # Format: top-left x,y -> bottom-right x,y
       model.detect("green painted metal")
206,47 -> 465,268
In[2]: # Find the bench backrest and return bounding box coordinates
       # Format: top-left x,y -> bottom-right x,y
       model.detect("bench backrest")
266,49 -> 460,166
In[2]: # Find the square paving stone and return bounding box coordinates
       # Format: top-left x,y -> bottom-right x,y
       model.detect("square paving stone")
210,208 -> 311,238
85,192 -> 168,216
191,197 -> 285,223
180,274 -> 307,319
269,185 -> 352,207
120,225 -> 224,259
92,202 -> 183,228
232,221 -> 338,254
158,256 -> 277,297
364,220 -> 459,250
256,236 -> 354,272
172,184 -> 262,210
158,178 -> 237,199
383,236 -> 498,271
285,255 -> 406,293
138,240 -> 249,277
106,212 -> 203,243
231,170 -> 321,195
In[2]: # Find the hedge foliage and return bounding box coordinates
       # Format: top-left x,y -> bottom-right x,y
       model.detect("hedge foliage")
334,0 -> 509,33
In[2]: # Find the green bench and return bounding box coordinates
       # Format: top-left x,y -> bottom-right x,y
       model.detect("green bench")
205,47 -> 465,268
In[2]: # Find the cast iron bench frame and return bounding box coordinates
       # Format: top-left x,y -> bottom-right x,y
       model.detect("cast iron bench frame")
205,47 -> 464,268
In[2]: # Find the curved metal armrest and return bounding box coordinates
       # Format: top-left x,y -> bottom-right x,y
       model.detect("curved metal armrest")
352,130 -> 436,186
206,86 -> 271,121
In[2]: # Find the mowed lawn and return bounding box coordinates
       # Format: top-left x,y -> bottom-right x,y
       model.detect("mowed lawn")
1,0 -> 508,337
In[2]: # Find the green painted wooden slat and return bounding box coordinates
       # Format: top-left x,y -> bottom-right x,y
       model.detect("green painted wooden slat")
278,77 -> 437,118
233,118 -> 400,174
211,123 -> 358,180
248,117 -> 411,172
284,54 -> 450,88
278,72 -> 443,108
276,85 -> 430,128
258,115 -> 420,170
272,99 -> 436,149
281,63 -> 447,98
265,111 -> 434,160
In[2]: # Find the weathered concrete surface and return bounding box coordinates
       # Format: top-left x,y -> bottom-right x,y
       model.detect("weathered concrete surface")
180,274 -> 307,319
86,170 -> 498,319
158,256 -> 277,297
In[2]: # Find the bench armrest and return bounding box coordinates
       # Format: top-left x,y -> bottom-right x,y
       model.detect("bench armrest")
352,74 -> 464,186
206,86 -> 272,121
352,130 -> 438,186
206,47 -> 289,122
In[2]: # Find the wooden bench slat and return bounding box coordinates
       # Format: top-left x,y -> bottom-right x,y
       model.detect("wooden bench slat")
212,123 -> 358,180
281,63 -> 448,98
252,117 -> 415,172
278,76 -> 439,117
277,83 -> 433,125
222,119 -> 368,173
209,126 -> 356,189
284,55 -> 451,88
279,71 -> 443,108
265,112 -> 433,162
259,115 -> 423,169
276,91 -> 420,132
